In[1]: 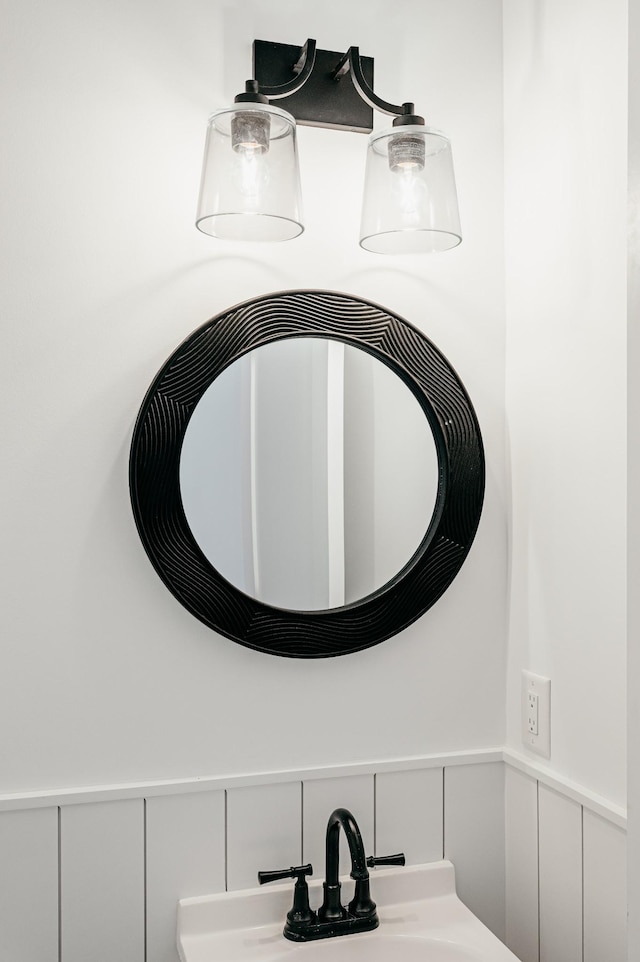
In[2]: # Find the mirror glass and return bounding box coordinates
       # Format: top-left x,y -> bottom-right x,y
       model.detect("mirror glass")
180,337 -> 439,611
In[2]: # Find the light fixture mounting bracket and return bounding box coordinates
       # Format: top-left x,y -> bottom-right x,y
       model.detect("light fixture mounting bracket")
253,39 -> 375,133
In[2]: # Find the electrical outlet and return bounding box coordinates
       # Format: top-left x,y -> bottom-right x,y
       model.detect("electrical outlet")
521,670 -> 551,758
527,691 -> 539,735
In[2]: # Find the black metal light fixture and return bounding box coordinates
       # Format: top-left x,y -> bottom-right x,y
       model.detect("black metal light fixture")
195,39 -> 461,253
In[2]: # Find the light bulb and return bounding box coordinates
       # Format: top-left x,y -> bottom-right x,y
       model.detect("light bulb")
387,132 -> 428,227
233,145 -> 269,201
229,109 -> 271,204
391,167 -> 428,226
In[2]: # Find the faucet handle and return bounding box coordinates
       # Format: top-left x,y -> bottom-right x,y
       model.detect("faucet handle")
258,864 -> 316,928
258,863 -> 313,886
366,853 -> 406,868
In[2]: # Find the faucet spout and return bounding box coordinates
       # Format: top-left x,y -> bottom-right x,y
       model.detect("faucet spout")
325,807 -> 368,883
318,807 -> 377,923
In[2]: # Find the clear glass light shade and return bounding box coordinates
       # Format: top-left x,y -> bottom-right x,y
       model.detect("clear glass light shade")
196,103 -> 304,242
359,126 -> 462,254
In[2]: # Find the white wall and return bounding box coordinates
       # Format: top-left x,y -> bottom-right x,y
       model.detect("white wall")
503,0 -> 628,808
0,0 -> 506,794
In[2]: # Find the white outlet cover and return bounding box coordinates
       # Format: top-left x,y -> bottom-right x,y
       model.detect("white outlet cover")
526,691 -> 539,734
521,670 -> 551,758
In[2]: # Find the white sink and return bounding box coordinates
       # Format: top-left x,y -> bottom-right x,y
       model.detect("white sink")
266,934 -> 489,962
177,861 -> 520,962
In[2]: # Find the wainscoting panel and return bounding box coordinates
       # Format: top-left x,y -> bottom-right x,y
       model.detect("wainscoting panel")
0,751 -> 627,961
538,784 -> 582,962
146,790 -> 226,962
444,761 -> 506,941
60,799 -> 144,962
505,757 -> 629,962
226,781 -> 302,891
0,806 -> 58,962
302,773 -> 374,880
375,767 -> 443,864
505,767 -> 538,962
583,808 -> 627,962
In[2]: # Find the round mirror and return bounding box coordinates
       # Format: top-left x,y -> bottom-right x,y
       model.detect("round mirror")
179,337 -> 439,611
129,290 -> 484,658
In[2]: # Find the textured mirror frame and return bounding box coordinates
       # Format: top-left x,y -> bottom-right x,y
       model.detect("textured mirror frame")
129,290 -> 484,658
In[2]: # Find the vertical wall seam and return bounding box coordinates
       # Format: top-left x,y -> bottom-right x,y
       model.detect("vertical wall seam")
373,773 -> 377,858
300,782 -> 304,864
537,780 -> 541,962
503,765 -> 507,942
441,767 -> 446,860
143,798 -> 148,962
581,805 -> 585,962
224,790 -> 228,893
57,806 -> 62,962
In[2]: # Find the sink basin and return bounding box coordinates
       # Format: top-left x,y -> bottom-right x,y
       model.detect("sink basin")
177,861 -> 520,962
270,934 -> 487,962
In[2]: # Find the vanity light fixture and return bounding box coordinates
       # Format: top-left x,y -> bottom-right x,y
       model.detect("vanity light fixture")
195,39 -> 462,253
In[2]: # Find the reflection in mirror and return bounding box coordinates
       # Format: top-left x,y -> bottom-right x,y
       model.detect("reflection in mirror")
180,337 -> 439,612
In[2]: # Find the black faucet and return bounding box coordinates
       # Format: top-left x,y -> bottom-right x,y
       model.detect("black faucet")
258,807 -> 405,942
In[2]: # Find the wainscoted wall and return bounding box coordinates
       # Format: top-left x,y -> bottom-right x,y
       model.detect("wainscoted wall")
1,753 -> 504,962
505,763 -> 627,962
0,752 -> 626,962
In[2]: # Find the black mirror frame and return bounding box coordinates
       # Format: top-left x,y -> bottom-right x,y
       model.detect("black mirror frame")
129,290 -> 484,658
